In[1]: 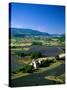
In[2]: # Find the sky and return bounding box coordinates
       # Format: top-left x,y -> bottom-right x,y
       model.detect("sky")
10,3 -> 65,34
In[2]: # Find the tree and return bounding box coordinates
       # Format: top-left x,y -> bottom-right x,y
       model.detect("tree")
20,65 -> 33,73
20,52 -> 26,57
30,52 -> 42,59
32,42 -> 42,45
16,52 -> 26,57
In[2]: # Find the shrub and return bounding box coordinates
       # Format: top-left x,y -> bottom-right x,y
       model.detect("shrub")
12,71 -> 17,74
18,65 -> 33,73
24,65 -> 33,73
16,52 -> 26,57
30,52 -> 42,59
11,46 -> 17,48
41,60 -> 50,67
55,55 -> 59,60
32,42 -> 42,45
40,59 -> 55,67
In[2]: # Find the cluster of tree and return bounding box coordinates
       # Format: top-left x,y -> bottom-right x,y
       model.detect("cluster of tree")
32,41 -> 42,45
16,51 -> 42,59
30,52 -> 42,59
11,46 -> 17,48
40,59 -> 56,67
16,65 -> 33,73
16,52 -> 26,57
57,36 -> 65,42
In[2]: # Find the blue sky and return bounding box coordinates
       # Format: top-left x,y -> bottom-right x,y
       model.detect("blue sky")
10,3 -> 65,34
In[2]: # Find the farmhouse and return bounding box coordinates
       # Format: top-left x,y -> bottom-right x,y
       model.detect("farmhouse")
30,59 -> 39,69
59,53 -> 65,58
58,53 -> 65,60
37,57 -> 47,64
28,45 -> 65,69
30,53 -> 65,69
30,57 -> 56,69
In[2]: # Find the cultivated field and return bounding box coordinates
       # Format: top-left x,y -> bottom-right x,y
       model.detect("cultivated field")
10,35 -> 65,87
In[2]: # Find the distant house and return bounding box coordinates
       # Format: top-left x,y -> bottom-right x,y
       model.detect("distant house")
30,58 -> 48,69
30,57 -> 55,69
29,53 -> 65,69
47,57 -> 56,60
56,53 -> 65,60
37,57 -> 47,64
30,59 -> 39,69
58,53 -> 65,60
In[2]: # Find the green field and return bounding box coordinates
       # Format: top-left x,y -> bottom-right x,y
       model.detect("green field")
10,36 -> 65,87
11,61 -> 65,87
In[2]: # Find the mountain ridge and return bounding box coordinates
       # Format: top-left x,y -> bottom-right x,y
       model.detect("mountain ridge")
10,28 -> 64,37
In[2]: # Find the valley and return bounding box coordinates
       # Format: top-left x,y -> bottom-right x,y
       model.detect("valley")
10,28 -> 65,87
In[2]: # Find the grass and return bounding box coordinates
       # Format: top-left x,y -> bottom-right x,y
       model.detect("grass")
57,74 -> 65,81
45,75 -> 64,84
10,37 -> 65,87
11,72 -> 30,80
36,61 -> 63,73
11,36 -> 65,47
11,61 -> 65,87
11,43 -> 32,47
11,47 -> 30,51
17,58 -> 32,64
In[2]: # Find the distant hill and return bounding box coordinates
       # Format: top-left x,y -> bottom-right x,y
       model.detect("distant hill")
51,34 -> 65,37
10,28 -> 64,37
10,28 -> 51,37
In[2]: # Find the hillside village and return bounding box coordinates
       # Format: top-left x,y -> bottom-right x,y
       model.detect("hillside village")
30,53 -> 65,69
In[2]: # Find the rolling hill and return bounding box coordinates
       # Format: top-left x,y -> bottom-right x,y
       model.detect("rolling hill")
10,28 -> 51,37
10,28 -> 64,38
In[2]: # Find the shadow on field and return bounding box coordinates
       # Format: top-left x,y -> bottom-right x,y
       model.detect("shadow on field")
10,63 -> 65,87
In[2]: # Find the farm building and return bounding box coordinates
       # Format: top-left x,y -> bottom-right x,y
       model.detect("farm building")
59,53 -> 65,58
30,57 -> 56,69
56,53 -> 65,60
29,53 -> 65,69
30,59 -> 39,69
